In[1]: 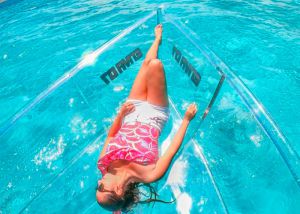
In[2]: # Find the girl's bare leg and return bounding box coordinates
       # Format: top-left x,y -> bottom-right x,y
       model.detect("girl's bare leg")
146,59 -> 168,107
128,24 -> 163,101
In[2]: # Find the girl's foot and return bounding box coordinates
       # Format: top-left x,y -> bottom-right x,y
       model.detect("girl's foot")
155,24 -> 163,44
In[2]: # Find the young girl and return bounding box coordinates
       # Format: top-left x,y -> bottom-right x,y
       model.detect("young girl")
96,24 -> 197,213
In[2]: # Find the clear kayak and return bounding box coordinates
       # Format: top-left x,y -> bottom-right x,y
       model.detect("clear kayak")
1,8 -> 300,214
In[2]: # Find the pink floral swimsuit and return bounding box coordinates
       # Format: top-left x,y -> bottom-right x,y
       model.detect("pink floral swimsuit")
97,99 -> 169,175
98,122 -> 160,175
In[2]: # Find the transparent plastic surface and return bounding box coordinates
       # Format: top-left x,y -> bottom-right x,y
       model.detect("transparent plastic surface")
197,82 -> 300,213
163,12 -> 300,187
0,12 -> 225,213
1,8 -> 298,214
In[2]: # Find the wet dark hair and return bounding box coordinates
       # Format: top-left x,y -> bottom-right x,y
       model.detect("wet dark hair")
97,182 -> 175,213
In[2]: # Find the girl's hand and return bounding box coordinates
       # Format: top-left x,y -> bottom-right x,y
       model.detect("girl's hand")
184,103 -> 198,122
119,102 -> 135,117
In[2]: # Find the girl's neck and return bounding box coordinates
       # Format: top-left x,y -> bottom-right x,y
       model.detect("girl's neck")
108,160 -> 138,183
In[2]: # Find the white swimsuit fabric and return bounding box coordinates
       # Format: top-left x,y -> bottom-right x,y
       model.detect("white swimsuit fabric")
122,99 -> 169,132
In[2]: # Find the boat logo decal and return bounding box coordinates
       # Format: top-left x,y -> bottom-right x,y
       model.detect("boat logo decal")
100,48 -> 143,84
172,45 -> 201,86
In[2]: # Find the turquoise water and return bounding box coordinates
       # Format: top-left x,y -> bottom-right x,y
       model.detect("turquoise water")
1,0 -> 300,213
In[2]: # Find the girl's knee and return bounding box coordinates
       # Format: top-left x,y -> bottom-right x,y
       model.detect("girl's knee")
143,58 -> 163,68
148,59 -> 163,69
147,59 -> 165,79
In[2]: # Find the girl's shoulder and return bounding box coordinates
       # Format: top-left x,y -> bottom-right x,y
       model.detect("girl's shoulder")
128,162 -> 156,183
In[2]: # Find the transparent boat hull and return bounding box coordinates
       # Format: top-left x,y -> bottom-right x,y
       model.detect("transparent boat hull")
1,8 -> 299,214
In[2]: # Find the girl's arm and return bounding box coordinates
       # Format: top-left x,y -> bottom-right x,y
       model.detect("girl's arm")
99,102 -> 135,158
145,104 -> 197,183
106,112 -> 125,138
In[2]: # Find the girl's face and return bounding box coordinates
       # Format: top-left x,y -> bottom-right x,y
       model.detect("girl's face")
96,173 -> 125,204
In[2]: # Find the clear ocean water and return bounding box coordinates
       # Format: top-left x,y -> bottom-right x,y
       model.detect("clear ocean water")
1,0 -> 299,213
